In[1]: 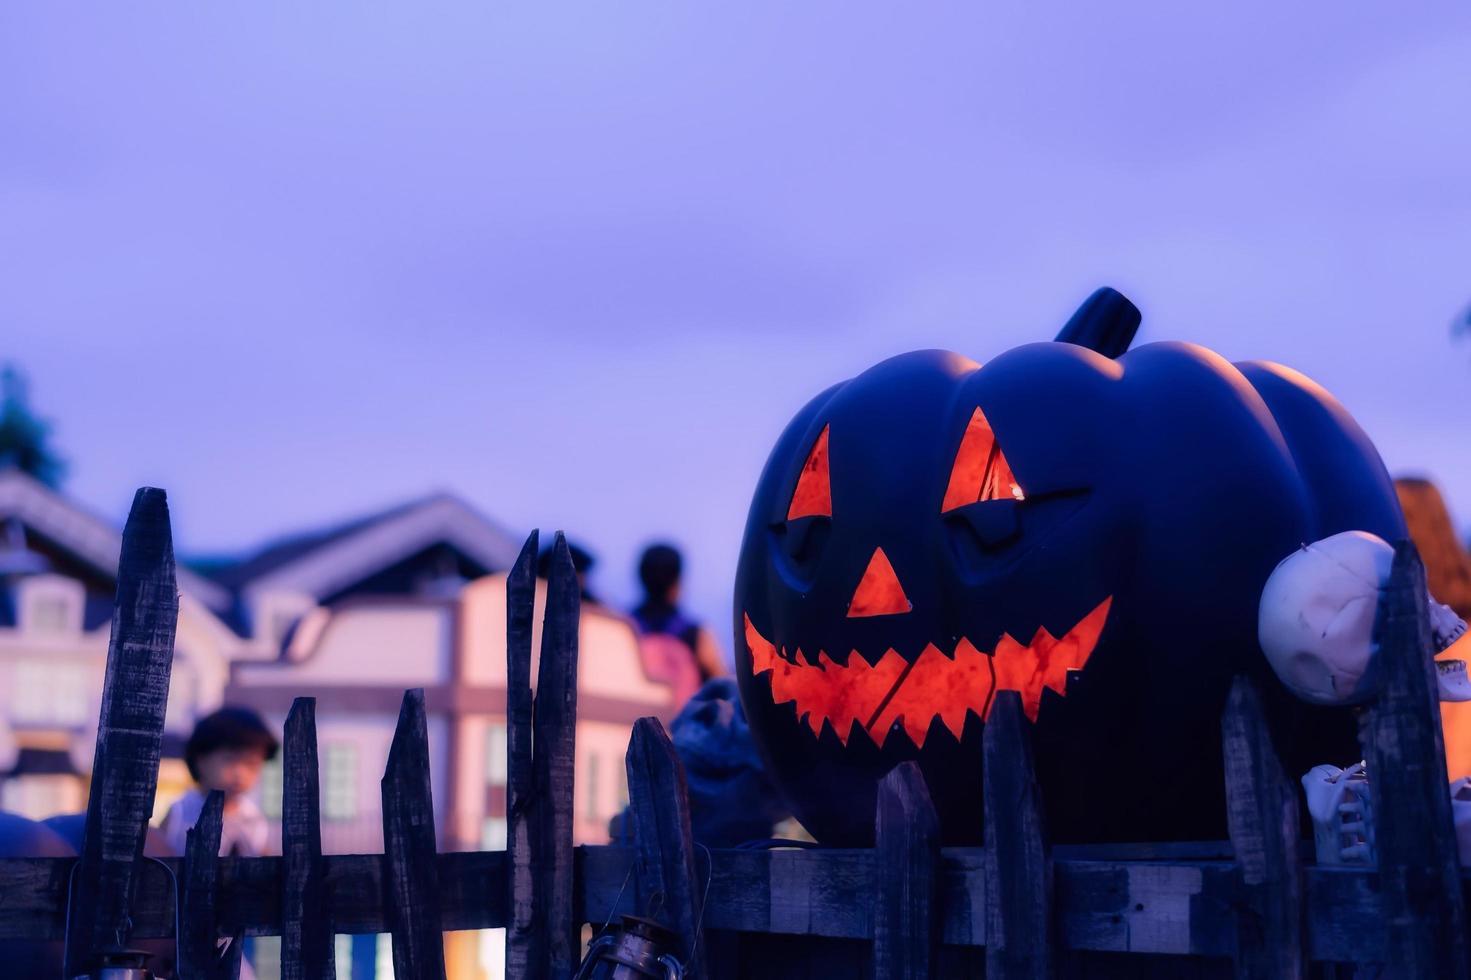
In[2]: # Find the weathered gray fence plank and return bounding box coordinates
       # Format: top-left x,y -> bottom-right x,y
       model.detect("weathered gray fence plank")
1359,541 -> 1469,978
530,533 -> 581,977
8,849 -> 1471,960
1221,675 -> 1303,979
178,791 -> 242,980
64,488 -> 180,978
382,688 -> 447,980
504,530 -> 539,980
984,690 -> 1054,980
281,697 -> 334,980
626,716 -> 709,977
873,761 -> 939,980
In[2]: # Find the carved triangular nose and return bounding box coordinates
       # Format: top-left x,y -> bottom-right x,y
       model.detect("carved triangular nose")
847,548 -> 912,618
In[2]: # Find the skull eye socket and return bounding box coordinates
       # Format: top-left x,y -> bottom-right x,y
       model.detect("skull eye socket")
788,424 -> 832,520
942,408 -> 1024,513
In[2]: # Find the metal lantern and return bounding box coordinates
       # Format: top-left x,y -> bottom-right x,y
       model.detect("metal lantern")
76,947 -> 156,980
573,915 -> 686,980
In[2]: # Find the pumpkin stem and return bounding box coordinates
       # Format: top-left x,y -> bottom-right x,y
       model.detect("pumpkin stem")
1055,286 -> 1140,357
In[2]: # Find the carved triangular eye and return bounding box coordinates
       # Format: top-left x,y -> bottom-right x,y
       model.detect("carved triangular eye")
942,408 -> 1023,512
787,425 -> 832,520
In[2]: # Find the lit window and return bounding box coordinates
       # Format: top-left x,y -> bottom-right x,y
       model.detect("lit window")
323,743 -> 358,822
485,723 -> 507,787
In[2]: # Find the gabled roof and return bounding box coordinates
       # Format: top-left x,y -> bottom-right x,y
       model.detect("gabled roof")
0,469 -> 234,614
211,493 -> 522,605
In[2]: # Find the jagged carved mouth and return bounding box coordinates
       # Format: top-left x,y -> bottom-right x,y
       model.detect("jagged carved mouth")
743,597 -> 1112,749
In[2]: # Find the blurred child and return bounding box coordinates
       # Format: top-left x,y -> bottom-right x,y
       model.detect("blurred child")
160,706 -> 278,857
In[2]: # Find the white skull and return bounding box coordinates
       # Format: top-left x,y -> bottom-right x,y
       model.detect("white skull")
1302,762 -> 1375,865
1430,599 -> 1469,650
1259,532 -> 1394,705
1438,658 -> 1471,702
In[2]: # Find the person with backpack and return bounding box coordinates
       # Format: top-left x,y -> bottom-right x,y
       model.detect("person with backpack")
631,543 -> 725,708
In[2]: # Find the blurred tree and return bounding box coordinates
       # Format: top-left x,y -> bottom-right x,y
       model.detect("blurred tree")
0,365 -> 66,488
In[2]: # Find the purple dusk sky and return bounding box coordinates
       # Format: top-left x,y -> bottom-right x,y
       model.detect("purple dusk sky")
5,5 -> 1471,649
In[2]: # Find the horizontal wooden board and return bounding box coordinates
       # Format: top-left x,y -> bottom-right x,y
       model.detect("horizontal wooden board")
3,848 -> 1467,964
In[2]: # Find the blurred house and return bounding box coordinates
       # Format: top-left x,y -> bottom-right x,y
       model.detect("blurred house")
224,574 -> 670,842
0,479 -> 674,979
198,492 -> 523,646
0,469 -> 246,819
213,500 -> 673,980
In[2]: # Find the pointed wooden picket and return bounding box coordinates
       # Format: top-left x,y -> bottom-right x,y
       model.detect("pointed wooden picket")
64,488 -> 180,978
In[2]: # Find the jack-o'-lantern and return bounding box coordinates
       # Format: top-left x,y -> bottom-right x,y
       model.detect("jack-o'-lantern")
734,288 -> 1406,845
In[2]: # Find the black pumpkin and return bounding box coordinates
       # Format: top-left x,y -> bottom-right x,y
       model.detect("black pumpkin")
733,288 -> 1405,845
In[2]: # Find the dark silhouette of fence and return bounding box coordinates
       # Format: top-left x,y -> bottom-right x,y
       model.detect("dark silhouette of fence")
1,487 -> 1467,978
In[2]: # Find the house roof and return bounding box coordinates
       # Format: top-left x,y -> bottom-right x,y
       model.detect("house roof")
202,492 -> 523,605
0,469 -> 234,614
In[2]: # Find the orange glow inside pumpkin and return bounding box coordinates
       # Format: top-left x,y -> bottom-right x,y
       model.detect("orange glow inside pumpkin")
745,597 -> 1111,748
941,407 -> 1023,512
847,548 -> 912,618
787,425 -> 832,520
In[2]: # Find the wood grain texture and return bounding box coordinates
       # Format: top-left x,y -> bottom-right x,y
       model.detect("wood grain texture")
529,533 -> 581,978
178,791 -> 242,980
1359,541 -> 1469,978
5,850 -> 1471,962
1220,676 -> 1303,979
625,716 -> 709,976
873,761 -> 940,980
503,530 -> 539,980
281,697 -> 334,980
64,487 -> 180,978
984,691 -> 1054,980
382,689 -> 447,980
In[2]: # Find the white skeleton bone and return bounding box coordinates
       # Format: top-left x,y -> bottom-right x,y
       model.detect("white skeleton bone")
1302,762 -> 1375,866
1278,534 -> 1471,865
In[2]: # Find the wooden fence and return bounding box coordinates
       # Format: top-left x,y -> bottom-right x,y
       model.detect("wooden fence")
2,487 -> 1469,979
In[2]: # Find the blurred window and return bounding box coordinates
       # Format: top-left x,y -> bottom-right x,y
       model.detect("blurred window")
486,722 -> 507,786
323,743 -> 358,821
11,661 -> 90,725
30,596 -> 69,632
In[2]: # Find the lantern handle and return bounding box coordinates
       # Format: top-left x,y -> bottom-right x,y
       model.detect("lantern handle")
1055,286 -> 1140,358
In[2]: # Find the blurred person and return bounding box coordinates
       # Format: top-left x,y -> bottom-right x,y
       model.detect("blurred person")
159,706 -> 279,858
631,543 -> 726,707
1397,476 -> 1471,617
